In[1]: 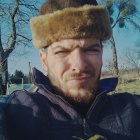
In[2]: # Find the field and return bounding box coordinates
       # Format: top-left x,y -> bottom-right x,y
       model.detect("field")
102,71 -> 140,94
116,77 -> 140,94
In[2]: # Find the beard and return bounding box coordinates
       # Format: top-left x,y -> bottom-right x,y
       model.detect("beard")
48,69 -> 101,105
61,85 -> 98,104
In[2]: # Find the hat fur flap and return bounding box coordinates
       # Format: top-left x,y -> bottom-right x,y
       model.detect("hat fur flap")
30,5 -> 112,48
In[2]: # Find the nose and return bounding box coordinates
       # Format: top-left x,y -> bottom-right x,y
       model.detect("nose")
70,49 -> 87,72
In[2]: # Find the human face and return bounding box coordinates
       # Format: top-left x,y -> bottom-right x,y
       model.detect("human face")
40,38 -> 103,104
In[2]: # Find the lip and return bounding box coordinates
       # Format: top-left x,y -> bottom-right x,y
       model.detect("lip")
68,77 -> 91,84
70,77 -> 90,80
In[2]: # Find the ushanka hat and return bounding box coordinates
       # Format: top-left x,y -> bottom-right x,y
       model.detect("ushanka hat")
30,0 -> 112,49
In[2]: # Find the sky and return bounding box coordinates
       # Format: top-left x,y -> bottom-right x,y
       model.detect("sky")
6,0 -> 140,75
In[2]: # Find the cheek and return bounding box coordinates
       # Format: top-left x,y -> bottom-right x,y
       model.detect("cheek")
97,55 -> 103,67
48,58 -> 68,81
89,55 -> 102,69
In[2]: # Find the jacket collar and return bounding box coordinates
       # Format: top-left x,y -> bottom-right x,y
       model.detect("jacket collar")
32,67 -> 118,95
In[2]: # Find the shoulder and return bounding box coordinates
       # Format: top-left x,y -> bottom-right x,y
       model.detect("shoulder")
0,90 -> 35,140
0,90 -> 38,108
107,92 -> 140,111
109,92 -> 140,102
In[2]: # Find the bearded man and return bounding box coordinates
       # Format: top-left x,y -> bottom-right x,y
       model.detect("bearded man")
0,0 -> 140,140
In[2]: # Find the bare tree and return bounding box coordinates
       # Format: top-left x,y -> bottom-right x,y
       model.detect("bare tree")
99,0 -> 140,76
0,0 -> 40,95
123,48 -> 140,76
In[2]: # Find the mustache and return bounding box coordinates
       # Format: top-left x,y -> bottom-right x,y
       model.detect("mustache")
65,71 -> 95,80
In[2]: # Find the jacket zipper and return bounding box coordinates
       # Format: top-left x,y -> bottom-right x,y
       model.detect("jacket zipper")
81,95 -> 102,137
39,87 -> 108,137
82,118 -> 93,136
81,90 -> 109,137
86,90 -> 108,120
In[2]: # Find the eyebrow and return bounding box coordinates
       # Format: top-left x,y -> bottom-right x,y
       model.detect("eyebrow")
51,42 -> 101,51
81,43 -> 102,51
52,45 -> 65,50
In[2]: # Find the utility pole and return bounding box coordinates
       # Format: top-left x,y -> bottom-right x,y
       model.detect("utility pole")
28,62 -> 32,83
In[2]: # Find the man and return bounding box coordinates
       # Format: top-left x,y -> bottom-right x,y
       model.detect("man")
0,0 -> 140,140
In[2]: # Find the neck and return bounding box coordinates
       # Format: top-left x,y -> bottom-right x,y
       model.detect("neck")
69,99 -> 93,118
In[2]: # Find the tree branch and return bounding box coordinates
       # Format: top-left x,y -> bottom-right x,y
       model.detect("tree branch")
5,0 -> 19,58
0,25 -> 4,53
112,10 -> 121,29
17,33 -> 31,42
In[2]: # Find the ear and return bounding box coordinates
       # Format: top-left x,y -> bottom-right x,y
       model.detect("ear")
39,50 -> 48,72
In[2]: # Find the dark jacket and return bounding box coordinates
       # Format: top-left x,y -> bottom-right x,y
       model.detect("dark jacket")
0,68 -> 140,140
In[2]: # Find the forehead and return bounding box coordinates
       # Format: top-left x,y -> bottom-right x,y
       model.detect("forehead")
49,38 -> 100,50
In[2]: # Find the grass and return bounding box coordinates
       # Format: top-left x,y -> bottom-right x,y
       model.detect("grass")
102,70 -> 140,94
116,78 -> 140,94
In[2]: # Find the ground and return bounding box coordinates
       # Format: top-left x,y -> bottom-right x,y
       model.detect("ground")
116,76 -> 140,94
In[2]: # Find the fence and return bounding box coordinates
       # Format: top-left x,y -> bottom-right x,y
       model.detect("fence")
6,84 -> 33,95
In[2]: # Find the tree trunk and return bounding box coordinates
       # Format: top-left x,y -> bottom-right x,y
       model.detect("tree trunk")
110,36 -> 119,77
0,55 -> 8,95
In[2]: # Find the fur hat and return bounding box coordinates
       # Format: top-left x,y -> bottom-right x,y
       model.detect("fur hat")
30,0 -> 112,48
